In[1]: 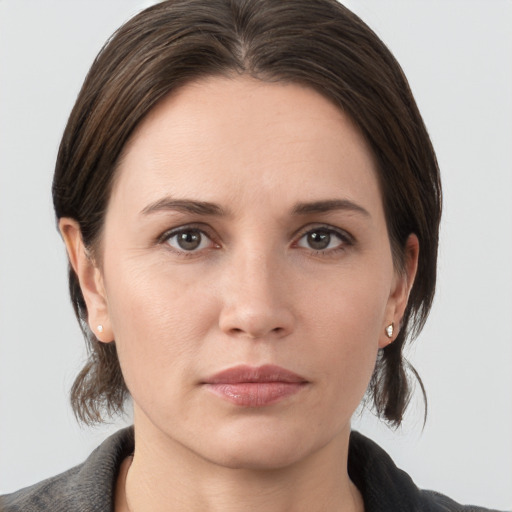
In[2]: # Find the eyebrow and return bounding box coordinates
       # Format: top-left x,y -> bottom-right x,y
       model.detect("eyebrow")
141,198 -> 227,216
292,199 -> 370,217
140,197 -> 369,218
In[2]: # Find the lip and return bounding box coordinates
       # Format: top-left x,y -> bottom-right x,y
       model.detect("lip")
203,364 -> 308,407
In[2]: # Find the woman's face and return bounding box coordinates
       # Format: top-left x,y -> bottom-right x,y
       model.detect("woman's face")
79,77 -> 415,469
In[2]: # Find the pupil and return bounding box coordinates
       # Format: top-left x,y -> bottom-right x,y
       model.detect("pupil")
178,231 -> 201,250
308,231 -> 330,250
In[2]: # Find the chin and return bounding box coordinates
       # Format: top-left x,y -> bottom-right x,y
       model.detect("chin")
192,420 -> 332,471
207,444 -> 307,471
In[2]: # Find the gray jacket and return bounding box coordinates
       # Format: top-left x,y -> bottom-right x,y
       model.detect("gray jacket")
1,427 -> 504,511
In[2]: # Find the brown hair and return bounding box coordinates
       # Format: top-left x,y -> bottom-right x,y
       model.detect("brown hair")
53,0 -> 441,426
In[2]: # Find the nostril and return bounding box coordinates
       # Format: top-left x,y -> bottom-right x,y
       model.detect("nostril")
219,302 -> 295,339
227,325 -> 286,339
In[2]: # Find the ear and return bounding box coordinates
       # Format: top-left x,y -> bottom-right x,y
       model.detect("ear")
59,218 -> 114,343
379,233 -> 419,348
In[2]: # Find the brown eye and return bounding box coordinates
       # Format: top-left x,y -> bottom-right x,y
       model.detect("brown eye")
307,230 -> 331,250
296,227 -> 348,252
166,229 -> 210,252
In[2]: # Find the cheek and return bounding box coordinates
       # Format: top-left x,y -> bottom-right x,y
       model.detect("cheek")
302,266 -> 390,400
103,259 -> 220,394
304,261 -> 391,345
309,299 -> 381,379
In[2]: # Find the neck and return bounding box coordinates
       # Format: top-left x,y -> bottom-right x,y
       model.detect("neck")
120,411 -> 364,512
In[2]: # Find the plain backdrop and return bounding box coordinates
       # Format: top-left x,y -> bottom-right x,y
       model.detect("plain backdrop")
0,1 -> 511,509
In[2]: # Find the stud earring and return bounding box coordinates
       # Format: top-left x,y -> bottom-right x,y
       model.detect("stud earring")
385,323 -> 394,339
97,325 -> 104,333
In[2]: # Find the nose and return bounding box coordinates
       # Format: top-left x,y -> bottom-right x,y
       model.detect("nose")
218,249 -> 295,340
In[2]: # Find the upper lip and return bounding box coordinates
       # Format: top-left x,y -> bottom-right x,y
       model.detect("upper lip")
203,364 -> 307,384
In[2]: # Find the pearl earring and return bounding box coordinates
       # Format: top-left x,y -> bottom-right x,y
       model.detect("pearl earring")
97,325 -> 104,333
385,323 -> 394,339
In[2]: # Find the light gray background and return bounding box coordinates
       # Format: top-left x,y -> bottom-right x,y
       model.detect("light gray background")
0,1 -> 511,509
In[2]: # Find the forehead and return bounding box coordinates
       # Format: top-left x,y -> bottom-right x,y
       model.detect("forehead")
113,76 -> 381,214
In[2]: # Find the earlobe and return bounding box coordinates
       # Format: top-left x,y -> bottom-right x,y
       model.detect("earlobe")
379,234 -> 419,348
59,218 -> 114,343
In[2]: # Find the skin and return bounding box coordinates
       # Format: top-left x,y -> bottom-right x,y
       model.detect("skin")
61,76 -> 418,512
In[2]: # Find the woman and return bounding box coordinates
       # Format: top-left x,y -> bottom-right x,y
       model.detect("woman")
1,1 -> 508,511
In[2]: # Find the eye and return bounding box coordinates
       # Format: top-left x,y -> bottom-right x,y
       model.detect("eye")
296,227 -> 350,252
164,228 -> 214,253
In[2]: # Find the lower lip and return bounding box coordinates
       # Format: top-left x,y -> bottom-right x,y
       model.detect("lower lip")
204,382 -> 306,407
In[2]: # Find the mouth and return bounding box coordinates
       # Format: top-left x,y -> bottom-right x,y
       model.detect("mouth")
202,364 -> 309,407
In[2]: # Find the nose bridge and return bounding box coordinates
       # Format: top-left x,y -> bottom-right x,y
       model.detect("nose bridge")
218,241 -> 294,339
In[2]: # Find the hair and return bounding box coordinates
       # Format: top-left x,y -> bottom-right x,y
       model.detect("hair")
53,0 -> 441,426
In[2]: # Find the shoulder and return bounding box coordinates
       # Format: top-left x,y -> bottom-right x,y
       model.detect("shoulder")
1,465 -> 83,512
348,431 -> 505,512
420,489 -> 505,512
0,427 -> 134,512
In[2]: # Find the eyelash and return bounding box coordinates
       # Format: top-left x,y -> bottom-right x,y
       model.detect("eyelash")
158,224 -> 219,258
293,224 -> 354,256
158,223 -> 354,258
